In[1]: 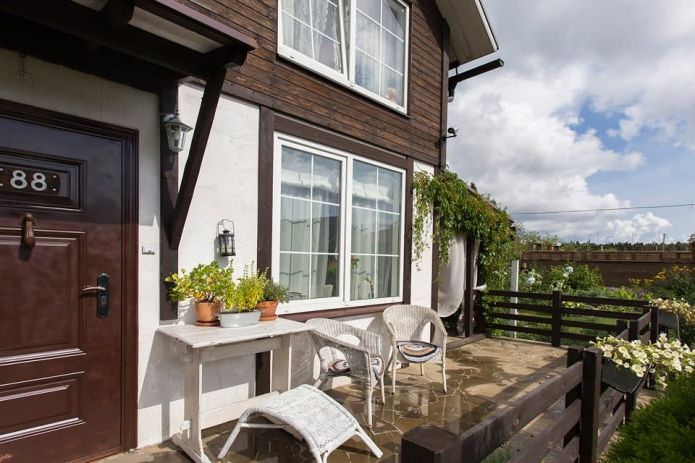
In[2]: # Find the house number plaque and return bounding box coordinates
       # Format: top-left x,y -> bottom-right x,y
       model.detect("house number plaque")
0,165 -> 61,194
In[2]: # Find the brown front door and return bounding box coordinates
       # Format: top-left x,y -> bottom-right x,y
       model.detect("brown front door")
0,101 -> 137,462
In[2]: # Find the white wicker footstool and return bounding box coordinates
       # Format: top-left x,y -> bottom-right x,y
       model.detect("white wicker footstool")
217,384 -> 383,463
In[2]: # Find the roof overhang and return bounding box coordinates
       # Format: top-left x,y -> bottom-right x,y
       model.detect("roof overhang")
435,0 -> 498,68
0,0 -> 257,80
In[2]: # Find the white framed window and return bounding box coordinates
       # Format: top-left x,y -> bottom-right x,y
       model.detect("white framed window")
278,0 -> 410,113
272,133 -> 405,314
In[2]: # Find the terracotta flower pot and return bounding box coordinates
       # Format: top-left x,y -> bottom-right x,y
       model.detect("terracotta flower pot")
195,301 -> 220,324
257,300 -> 279,321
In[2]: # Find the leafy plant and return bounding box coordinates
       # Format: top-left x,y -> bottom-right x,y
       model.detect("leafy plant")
165,261 -> 234,303
225,264 -> 265,312
605,374 -> 695,463
263,277 -> 289,303
412,169 -> 519,290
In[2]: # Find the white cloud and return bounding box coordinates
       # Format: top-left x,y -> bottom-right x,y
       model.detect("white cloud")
447,0 -> 695,242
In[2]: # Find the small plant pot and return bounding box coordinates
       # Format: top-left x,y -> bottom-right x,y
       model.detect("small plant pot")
195,301 -> 220,324
602,359 -> 643,394
257,300 -> 279,321
658,310 -> 679,330
219,310 -> 261,328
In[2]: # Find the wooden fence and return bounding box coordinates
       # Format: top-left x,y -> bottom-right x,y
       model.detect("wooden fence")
473,290 -> 658,347
402,346 -> 649,463
402,292 -> 659,463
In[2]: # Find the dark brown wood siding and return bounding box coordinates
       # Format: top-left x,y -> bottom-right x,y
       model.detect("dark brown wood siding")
184,0 -> 444,163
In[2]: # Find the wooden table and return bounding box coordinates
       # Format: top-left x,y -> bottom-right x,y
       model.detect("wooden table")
158,319 -> 314,463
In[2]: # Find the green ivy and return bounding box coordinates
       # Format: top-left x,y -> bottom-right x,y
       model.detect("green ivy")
413,169 -> 519,290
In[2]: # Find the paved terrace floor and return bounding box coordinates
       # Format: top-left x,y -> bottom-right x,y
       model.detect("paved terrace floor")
102,338 -> 568,463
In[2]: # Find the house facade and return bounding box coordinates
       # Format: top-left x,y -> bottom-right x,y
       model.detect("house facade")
0,0 -> 496,460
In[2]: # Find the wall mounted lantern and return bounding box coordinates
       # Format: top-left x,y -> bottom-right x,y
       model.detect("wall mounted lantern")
217,219 -> 236,257
163,111 -> 192,152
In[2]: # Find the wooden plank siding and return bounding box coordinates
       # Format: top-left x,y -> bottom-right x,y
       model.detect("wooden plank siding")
180,0 -> 445,164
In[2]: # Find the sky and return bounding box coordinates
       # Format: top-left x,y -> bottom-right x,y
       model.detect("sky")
447,0 -> 695,244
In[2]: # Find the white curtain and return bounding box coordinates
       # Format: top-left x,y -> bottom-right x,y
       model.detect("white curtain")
437,234 -> 480,317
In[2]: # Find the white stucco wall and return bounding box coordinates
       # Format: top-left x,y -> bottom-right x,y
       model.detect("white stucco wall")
0,49 -> 437,448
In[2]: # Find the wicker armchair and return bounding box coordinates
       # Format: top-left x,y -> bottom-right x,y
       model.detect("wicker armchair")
382,305 -> 447,393
307,318 -> 386,427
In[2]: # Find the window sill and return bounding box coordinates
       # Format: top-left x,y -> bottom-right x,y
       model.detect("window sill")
281,302 -> 396,322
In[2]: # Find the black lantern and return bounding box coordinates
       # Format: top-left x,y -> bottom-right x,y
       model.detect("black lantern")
217,219 -> 236,257
163,110 -> 192,153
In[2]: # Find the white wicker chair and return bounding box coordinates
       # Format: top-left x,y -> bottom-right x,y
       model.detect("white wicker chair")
307,318 -> 386,427
382,304 -> 447,393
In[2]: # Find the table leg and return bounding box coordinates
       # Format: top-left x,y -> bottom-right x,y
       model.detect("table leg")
270,334 -> 293,393
171,348 -> 212,463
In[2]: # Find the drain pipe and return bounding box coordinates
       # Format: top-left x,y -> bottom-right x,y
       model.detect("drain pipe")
448,58 -> 504,101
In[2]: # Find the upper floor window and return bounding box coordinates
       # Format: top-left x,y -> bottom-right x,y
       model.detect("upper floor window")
278,0 -> 410,113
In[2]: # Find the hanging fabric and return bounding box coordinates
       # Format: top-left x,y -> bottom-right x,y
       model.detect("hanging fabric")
437,234 -> 466,317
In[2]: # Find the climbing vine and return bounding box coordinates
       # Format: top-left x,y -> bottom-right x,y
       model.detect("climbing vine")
413,169 -> 520,290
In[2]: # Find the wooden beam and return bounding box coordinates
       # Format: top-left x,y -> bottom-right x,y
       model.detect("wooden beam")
0,0 -> 213,79
169,67 -> 227,249
159,82 -> 180,320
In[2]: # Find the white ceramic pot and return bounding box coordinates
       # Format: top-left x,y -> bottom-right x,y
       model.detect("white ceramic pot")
219,310 -> 261,328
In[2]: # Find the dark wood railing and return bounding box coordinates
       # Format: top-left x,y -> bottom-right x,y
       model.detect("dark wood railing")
402,345 -> 649,463
472,290 -> 658,347
403,291 -> 660,463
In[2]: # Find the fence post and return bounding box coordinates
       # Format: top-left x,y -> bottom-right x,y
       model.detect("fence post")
473,290 -> 487,335
551,290 -> 562,347
649,306 -> 659,343
628,319 -> 639,341
564,346 -> 583,446
616,319 -> 627,338
579,348 -> 602,463
402,425 -> 461,463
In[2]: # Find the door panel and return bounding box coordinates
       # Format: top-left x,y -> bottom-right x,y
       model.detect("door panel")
0,106 -> 135,462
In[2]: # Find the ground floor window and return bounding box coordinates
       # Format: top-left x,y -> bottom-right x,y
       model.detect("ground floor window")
272,133 -> 405,312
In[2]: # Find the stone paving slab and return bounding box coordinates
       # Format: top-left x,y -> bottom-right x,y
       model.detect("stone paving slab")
101,338 -> 568,463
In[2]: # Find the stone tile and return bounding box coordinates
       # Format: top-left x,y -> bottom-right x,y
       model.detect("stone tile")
101,338 -> 568,463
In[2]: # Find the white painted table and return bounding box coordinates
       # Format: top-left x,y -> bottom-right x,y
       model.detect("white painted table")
158,319 -> 314,463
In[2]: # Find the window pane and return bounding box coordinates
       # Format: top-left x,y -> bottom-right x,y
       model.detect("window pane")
352,161 -> 378,208
281,146 -> 312,199
351,255 -> 375,300
380,66 -> 403,107
382,30 -> 404,71
312,0 -> 339,39
282,13 -> 313,58
280,198 -> 311,252
355,51 -> 380,95
311,254 -> 339,298
377,256 -> 399,298
351,207 -> 376,254
283,0 -> 312,23
356,0 -> 379,21
313,33 -> 342,71
377,212 -> 399,255
382,0 -> 406,39
280,253 -> 310,300
356,12 -> 380,58
378,167 -> 402,212
312,203 -> 340,253
312,155 -> 341,203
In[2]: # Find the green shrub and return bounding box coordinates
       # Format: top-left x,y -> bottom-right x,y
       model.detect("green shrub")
605,375 -> 695,463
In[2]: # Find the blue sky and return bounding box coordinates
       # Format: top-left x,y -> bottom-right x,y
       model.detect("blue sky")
446,0 -> 695,243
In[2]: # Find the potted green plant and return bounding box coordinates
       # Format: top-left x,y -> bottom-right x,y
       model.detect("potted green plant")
220,264 -> 265,328
257,274 -> 289,321
165,261 -> 234,326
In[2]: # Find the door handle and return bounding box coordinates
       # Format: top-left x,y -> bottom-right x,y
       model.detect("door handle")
82,274 -> 110,319
20,213 -> 36,248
